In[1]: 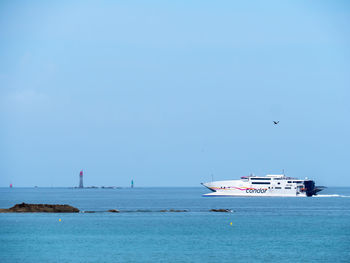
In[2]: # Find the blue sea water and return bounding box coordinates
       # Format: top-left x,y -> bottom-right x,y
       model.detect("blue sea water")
0,187 -> 350,263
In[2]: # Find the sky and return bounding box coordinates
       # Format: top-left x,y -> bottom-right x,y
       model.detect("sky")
0,0 -> 349,187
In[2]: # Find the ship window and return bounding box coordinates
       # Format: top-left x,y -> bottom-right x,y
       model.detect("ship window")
278,182 -> 280,185
285,187 -> 291,189
251,178 -> 271,180
252,182 -> 270,184
293,181 -> 302,183
275,187 -> 281,189
288,181 -> 292,183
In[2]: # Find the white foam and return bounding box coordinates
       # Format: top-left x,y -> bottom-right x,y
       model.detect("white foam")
315,194 -> 350,198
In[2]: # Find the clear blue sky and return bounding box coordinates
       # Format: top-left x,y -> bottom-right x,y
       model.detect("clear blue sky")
1,0 -> 349,187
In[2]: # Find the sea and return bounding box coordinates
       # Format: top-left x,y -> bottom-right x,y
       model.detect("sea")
0,187 -> 349,263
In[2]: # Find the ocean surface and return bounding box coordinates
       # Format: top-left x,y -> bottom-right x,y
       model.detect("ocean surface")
0,187 -> 350,263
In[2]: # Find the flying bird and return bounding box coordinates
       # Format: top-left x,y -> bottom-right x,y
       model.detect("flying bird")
273,121 -> 279,125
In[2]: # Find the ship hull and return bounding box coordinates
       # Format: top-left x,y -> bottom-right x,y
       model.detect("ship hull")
203,191 -> 306,197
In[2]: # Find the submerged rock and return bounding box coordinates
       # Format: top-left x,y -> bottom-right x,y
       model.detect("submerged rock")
108,209 -> 120,213
159,209 -> 188,212
210,209 -> 232,213
0,203 -> 79,213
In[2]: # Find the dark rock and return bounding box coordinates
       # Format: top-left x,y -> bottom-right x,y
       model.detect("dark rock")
0,203 -> 79,213
83,211 -> 95,213
108,209 -> 120,213
210,209 -> 232,213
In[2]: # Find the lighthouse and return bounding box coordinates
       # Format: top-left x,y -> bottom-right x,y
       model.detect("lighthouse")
79,170 -> 84,188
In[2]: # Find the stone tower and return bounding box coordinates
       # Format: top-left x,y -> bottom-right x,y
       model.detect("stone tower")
79,170 -> 83,188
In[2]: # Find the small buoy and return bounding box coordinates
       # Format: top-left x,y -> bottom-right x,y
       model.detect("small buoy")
59,218 -> 61,222
230,222 -> 232,226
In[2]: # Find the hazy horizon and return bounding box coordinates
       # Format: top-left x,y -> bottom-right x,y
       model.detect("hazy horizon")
1,1 -> 349,187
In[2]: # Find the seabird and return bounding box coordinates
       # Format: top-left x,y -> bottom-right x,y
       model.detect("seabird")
273,121 -> 279,125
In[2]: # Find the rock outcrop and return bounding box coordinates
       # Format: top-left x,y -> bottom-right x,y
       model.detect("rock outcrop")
107,209 -> 120,213
210,209 -> 232,212
0,203 -> 79,213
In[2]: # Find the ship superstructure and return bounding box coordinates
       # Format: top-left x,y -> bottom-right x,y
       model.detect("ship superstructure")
202,174 -> 324,197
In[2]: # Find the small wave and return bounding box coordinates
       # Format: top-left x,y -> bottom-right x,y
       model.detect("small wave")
315,194 -> 350,198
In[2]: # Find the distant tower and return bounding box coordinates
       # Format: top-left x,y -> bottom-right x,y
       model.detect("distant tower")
131,179 -> 134,188
79,170 -> 84,188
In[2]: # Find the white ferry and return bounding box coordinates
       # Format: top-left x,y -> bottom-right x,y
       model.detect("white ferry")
202,174 -> 324,197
